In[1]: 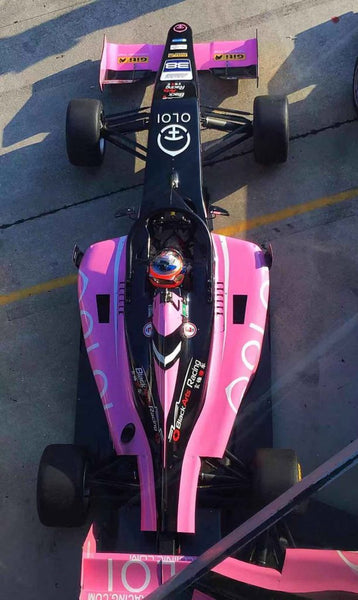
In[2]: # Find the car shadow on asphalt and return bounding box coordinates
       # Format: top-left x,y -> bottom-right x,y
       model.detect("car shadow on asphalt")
0,0 -> 185,76
203,11 -> 358,209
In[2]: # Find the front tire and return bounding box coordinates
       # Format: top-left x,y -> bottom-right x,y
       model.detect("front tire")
253,95 -> 289,165
66,98 -> 105,166
37,444 -> 89,527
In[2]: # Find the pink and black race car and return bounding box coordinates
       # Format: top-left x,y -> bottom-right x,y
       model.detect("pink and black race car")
37,24 -> 358,600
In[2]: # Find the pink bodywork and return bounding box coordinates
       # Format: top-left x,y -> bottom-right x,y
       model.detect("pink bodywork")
79,237 -> 156,531
79,234 -> 269,533
78,236 -> 358,598
80,526 -> 358,598
99,37 -> 258,88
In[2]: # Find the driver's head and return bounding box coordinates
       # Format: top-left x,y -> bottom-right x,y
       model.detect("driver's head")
149,248 -> 185,288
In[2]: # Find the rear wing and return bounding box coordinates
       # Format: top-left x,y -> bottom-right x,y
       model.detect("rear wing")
99,35 -> 258,89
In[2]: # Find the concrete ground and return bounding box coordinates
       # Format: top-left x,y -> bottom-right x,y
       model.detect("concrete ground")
1,0 -> 358,598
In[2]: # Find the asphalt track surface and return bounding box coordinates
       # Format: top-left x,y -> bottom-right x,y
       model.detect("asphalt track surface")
1,1 -> 358,598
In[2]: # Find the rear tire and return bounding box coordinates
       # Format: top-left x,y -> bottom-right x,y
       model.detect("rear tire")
37,444 -> 89,527
253,95 -> 289,165
66,98 -> 105,166
353,58 -> 358,115
253,448 -> 301,507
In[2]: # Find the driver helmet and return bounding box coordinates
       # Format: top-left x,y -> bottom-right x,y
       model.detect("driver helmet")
149,248 -> 185,288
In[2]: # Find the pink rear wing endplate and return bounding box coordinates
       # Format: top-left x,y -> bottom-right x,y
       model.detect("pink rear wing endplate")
99,35 -> 258,89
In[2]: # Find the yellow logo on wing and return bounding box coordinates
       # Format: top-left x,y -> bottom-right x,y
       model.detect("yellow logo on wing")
168,52 -> 188,58
214,53 -> 246,61
117,56 -> 149,64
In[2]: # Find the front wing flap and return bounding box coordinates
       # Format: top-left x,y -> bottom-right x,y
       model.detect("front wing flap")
99,35 -> 258,88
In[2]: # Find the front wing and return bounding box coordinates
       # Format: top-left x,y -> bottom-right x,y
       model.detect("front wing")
99,36 -> 258,88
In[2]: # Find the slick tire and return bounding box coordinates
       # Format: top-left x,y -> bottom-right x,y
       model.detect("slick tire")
66,98 -> 105,166
253,448 -> 301,508
353,58 -> 358,115
253,95 -> 289,165
37,444 -> 89,527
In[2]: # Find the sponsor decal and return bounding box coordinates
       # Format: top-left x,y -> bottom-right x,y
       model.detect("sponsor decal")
160,59 -> 192,81
182,322 -> 197,338
173,23 -> 188,32
156,114 -> 191,154
163,82 -> 186,92
117,56 -> 149,63
143,322 -> 153,337
168,359 -> 206,442
162,83 -> 186,99
187,359 -> 206,390
170,44 -> 188,50
168,387 -> 191,442
172,38 -> 187,42
214,52 -> 246,61
156,112 -> 191,124
132,366 -> 147,393
157,124 -> 190,156
168,52 -> 188,58
162,92 -> 185,100
132,367 -> 161,437
86,556 -> 194,600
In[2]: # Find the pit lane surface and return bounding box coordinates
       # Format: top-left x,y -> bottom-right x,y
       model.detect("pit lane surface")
1,1 -> 358,598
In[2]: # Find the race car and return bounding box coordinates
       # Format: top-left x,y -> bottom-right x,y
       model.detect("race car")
36,23 -> 358,600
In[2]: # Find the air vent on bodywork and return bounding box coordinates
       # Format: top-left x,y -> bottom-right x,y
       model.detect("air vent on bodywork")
215,281 -> 224,316
233,294 -> 247,324
118,282 -> 125,314
96,294 -> 110,323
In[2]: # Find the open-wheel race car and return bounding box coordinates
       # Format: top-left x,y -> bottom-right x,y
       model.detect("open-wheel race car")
37,23 -> 358,600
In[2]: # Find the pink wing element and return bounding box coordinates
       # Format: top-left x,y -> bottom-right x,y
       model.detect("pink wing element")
99,36 -> 258,88
78,237 -> 157,531
99,35 -> 164,88
80,532 -> 358,599
194,38 -> 258,70
214,550 -> 358,594
80,528 -> 194,599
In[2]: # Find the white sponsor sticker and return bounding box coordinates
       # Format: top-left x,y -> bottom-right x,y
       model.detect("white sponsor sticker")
161,71 -> 192,80
160,59 -> 192,81
170,44 -> 188,50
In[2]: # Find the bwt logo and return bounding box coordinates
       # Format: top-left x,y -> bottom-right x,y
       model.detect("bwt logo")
164,60 -> 190,71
